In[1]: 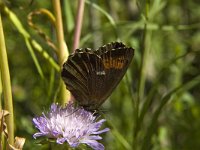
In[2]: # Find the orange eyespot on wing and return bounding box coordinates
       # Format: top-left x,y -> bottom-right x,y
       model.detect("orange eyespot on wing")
102,56 -> 126,69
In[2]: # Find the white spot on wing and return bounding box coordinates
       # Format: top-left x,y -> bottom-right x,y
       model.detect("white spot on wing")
96,71 -> 106,75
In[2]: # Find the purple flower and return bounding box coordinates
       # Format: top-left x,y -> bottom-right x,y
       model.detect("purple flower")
33,102 -> 109,150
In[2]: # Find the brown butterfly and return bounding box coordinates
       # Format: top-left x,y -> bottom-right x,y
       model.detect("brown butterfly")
61,42 -> 134,111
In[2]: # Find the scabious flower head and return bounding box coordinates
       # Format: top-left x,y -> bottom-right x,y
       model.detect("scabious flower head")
33,102 -> 109,150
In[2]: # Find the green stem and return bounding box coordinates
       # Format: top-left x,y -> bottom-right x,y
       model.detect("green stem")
0,72 -> 2,149
0,13 -> 14,145
52,0 -> 70,105
134,0 -> 151,148
0,66 -> 2,109
138,2 -> 150,103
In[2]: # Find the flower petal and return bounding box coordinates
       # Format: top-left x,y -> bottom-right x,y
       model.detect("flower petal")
93,128 -> 110,134
33,132 -> 45,138
56,137 -> 66,144
83,140 -> 105,150
83,135 -> 102,141
92,119 -> 106,131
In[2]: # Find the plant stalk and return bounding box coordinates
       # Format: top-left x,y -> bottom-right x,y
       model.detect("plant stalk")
134,0 -> 151,148
0,13 -> 14,145
73,0 -> 85,51
52,0 -> 69,104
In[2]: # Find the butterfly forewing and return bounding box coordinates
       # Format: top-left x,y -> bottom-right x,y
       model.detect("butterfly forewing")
93,43 -> 134,106
62,50 -> 104,107
61,42 -> 134,110
62,58 -> 89,101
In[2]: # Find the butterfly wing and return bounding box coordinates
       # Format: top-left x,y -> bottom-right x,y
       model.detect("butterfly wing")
61,42 -> 134,110
62,48 -> 105,108
93,42 -> 134,106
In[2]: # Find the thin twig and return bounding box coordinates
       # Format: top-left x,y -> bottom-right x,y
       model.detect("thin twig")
73,0 -> 85,51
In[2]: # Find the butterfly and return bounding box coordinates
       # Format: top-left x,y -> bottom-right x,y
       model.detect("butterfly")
61,42 -> 134,111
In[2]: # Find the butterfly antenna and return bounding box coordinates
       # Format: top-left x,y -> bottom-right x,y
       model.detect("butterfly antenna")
65,107 -> 80,117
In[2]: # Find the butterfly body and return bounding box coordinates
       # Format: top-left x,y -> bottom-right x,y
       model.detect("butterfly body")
61,42 -> 134,111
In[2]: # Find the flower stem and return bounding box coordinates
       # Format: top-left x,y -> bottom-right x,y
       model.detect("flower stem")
0,13 -> 14,145
52,0 -> 70,104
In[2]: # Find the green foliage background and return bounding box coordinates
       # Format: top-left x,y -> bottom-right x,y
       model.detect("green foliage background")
1,0 -> 200,149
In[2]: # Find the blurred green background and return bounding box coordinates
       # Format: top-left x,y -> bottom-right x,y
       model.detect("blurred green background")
1,0 -> 200,149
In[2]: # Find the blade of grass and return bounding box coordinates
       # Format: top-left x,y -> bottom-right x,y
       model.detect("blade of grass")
105,117 -> 132,150
85,0 -> 118,38
134,22 -> 151,150
63,0 -> 74,33
0,68 -> 2,109
142,74 -> 200,150
25,37 -> 44,79
2,5 -> 60,72
2,5 -> 45,78
47,68 -> 55,99
31,40 -> 60,71
134,51 -> 191,139
0,13 -> 14,145
85,0 -> 116,27
134,1 -> 151,148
